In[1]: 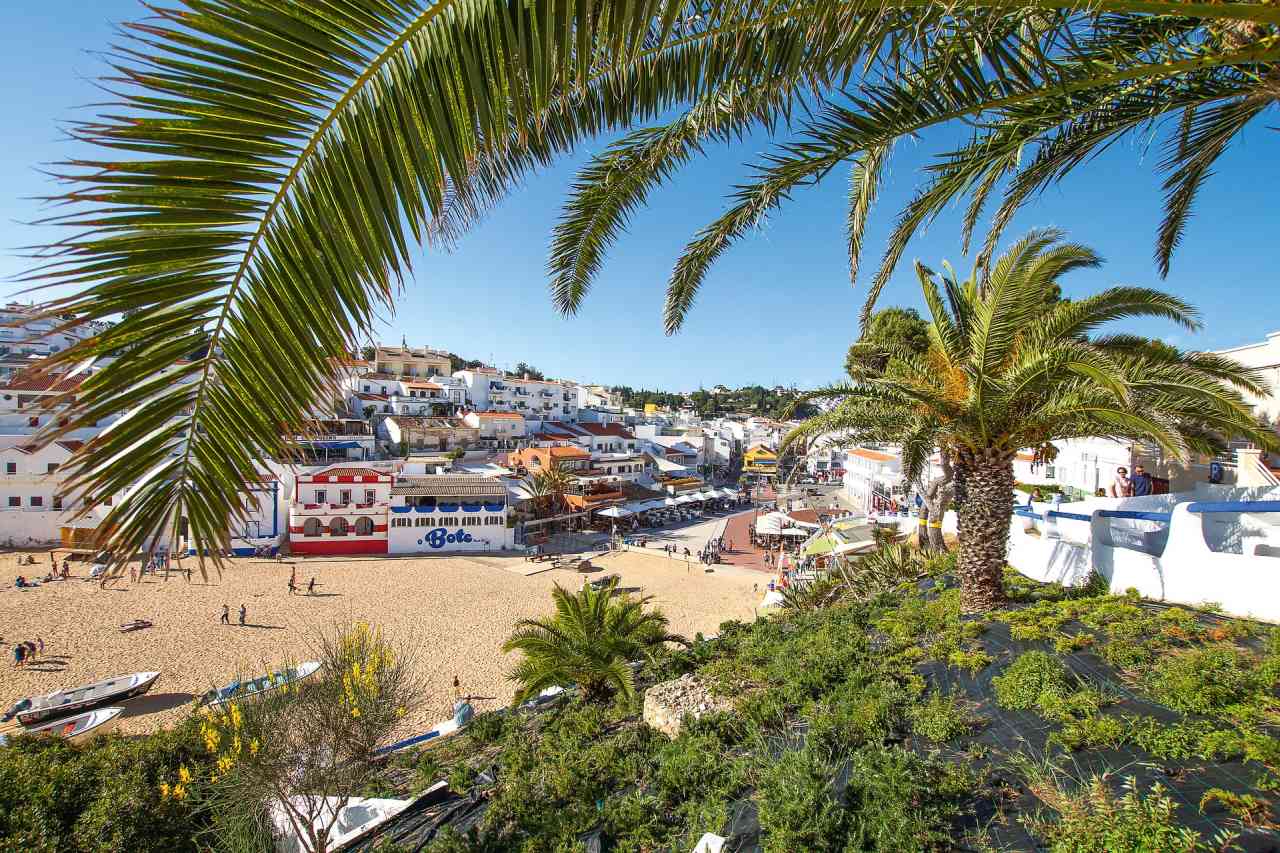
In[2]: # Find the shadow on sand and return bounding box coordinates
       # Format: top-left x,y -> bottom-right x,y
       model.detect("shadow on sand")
121,692 -> 196,719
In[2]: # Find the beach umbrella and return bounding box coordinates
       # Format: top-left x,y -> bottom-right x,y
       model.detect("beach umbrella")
597,506 -> 632,518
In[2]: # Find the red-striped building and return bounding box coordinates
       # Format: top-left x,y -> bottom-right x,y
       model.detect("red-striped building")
288,466 -> 392,555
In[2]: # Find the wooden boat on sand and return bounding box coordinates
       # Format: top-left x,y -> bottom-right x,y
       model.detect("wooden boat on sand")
3,671 -> 160,726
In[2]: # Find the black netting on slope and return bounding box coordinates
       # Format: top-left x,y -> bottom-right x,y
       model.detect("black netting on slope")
356,595 -> 1280,852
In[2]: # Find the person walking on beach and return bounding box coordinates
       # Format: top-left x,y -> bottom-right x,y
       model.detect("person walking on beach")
220,604 -> 230,625
287,575 -> 296,595
238,604 -> 246,626
13,643 -> 24,668
307,577 -> 316,595
35,637 -> 43,656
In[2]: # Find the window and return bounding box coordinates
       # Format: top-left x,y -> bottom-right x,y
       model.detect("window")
339,489 -> 352,505
46,463 -> 57,474
329,517 -> 348,536
30,496 -> 42,507
4,462 -> 14,475
1045,466 -> 1057,480
315,489 -> 327,504
354,517 -> 373,536
7,497 -> 17,507
364,489 -> 376,504
52,496 -> 62,510
303,518 -> 322,537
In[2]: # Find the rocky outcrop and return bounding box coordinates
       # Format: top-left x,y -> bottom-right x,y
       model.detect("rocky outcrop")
642,674 -> 731,739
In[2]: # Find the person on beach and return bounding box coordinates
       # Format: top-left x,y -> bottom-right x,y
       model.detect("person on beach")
287,576 -> 296,595
220,604 -> 230,625
238,604 -> 246,626
307,577 -> 316,595
24,640 -> 36,662
13,643 -> 24,668
36,637 -> 43,656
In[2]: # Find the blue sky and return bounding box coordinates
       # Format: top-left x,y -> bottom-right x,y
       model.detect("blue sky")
3,2 -> 1277,391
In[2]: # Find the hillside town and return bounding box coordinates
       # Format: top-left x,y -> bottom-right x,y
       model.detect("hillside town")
0,305 -> 806,559
2,302 -> 1279,571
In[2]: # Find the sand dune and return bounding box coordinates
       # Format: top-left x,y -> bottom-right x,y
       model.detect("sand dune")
0,549 -> 761,736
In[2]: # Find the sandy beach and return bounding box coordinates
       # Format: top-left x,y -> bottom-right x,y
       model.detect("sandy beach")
0,548 -> 762,737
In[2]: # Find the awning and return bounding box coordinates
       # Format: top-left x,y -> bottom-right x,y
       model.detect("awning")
662,497 -> 681,507
777,528 -> 808,537
833,540 -> 877,555
802,534 -> 841,557
596,506 -> 633,518
307,440 -> 361,449
718,487 -> 738,498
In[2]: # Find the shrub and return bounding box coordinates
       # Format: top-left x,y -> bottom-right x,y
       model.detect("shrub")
1025,774 -> 1207,852
993,652 -> 1073,711
1048,715 -> 1127,752
842,746 -> 971,850
756,747 -> 847,853
1198,788 -> 1270,826
909,690 -> 981,743
1144,647 -> 1261,715
948,647 -> 994,674
805,678 -> 908,751
0,719 -> 212,853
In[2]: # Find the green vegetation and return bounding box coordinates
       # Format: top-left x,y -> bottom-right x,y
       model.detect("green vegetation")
503,577 -> 683,705
786,231 -> 1273,613
909,690 -> 983,743
8,568 -> 1280,851
1025,774 -> 1207,853
0,720 -> 214,853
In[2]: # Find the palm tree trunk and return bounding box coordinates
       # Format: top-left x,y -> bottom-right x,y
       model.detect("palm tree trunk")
954,450 -> 1013,612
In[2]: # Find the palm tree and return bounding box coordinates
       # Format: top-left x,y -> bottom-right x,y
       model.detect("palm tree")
24,2 -> 1280,559
785,229 -> 1275,612
528,467 -> 573,519
503,577 -> 682,705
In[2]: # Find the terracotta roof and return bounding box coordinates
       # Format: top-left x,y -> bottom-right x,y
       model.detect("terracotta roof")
788,509 -> 820,524
0,374 -> 83,393
545,445 -> 590,459
850,447 -> 896,463
474,411 -> 523,420
304,466 -> 391,480
403,381 -> 444,390
576,422 -> 634,439
391,475 -> 506,498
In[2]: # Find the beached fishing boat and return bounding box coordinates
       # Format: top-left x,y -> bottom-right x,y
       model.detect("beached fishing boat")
3,671 -> 160,726
0,706 -> 124,747
202,661 -> 321,707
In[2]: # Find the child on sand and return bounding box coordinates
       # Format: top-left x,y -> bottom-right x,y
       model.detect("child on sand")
238,604 -> 246,626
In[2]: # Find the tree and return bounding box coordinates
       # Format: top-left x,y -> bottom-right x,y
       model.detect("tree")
525,467 -> 573,519
513,362 -> 544,381
503,577 -> 683,705
198,622 -> 424,853
845,308 -> 932,381
27,2 -> 1280,560
787,229 -> 1275,612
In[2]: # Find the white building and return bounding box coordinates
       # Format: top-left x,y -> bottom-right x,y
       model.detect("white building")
1215,330 -> 1280,421
289,465 -> 394,555
387,475 -> 513,554
842,446 -> 903,512
462,410 -> 526,444
0,303 -> 105,379
454,368 -> 579,421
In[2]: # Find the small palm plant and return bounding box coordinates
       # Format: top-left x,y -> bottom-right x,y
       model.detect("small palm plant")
504,577 -> 684,705
788,229 -> 1275,613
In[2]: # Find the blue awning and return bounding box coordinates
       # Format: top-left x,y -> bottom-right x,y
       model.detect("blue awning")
306,440 -> 360,449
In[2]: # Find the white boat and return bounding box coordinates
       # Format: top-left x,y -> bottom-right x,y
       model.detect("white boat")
4,671 -> 160,726
0,706 -> 124,747
270,788 -> 443,853
202,661 -> 321,707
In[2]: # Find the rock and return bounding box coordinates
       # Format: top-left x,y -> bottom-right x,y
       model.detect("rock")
642,673 -> 731,739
